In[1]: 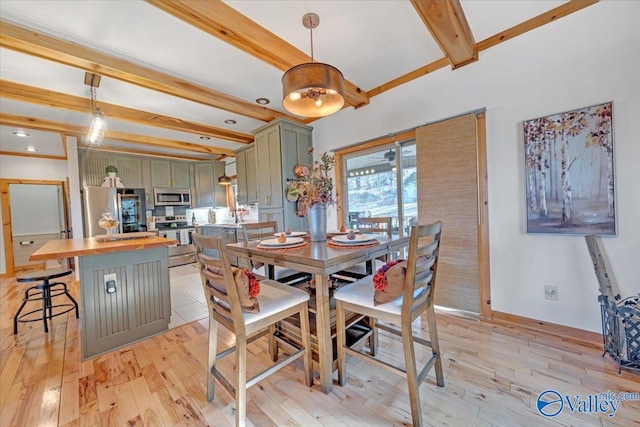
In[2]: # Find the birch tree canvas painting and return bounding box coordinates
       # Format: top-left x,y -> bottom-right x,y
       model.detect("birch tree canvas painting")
524,102 -> 615,235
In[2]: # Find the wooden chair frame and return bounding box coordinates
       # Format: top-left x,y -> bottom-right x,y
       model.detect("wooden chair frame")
192,233 -> 313,426
240,221 -> 310,285
335,222 -> 444,427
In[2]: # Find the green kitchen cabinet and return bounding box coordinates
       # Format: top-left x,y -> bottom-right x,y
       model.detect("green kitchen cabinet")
252,119 -> 312,231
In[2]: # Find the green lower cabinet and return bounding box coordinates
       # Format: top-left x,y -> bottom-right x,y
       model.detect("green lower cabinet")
79,247 -> 170,359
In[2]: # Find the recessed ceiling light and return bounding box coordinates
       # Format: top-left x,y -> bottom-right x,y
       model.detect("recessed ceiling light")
255,98 -> 270,105
12,131 -> 30,137
24,146 -> 38,152
199,136 -> 210,140
224,119 -> 237,125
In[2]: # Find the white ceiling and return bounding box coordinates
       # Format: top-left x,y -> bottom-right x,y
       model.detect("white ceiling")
0,0 -> 568,160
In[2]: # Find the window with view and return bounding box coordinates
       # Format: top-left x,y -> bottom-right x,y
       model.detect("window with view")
343,142 -> 416,235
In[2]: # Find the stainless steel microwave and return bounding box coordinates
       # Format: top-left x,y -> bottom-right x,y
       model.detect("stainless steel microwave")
153,188 -> 191,206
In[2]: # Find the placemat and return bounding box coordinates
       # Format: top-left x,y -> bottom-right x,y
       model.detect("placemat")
256,241 -> 310,251
326,240 -> 380,249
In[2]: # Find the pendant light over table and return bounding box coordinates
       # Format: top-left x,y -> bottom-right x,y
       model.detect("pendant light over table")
282,13 -> 345,118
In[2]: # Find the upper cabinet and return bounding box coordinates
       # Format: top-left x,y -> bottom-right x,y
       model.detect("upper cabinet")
151,160 -> 190,188
235,145 -> 257,206
79,153 -> 143,188
192,161 -> 227,208
79,153 -> 113,187
251,119 -> 312,231
79,150 -> 226,208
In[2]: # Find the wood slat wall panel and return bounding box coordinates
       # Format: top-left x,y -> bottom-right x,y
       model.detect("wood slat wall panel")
416,113 -> 480,312
134,261 -> 164,325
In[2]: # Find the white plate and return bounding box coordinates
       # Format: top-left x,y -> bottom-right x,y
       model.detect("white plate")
259,237 -> 305,247
273,231 -> 307,237
331,234 -> 377,244
327,229 -> 359,235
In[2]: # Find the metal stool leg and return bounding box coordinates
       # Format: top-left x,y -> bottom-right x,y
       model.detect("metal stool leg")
58,282 -> 79,318
13,291 -> 30,335
41,282 -> 50,333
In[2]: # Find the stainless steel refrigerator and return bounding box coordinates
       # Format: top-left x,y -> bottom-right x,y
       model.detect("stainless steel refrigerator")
83,187 -> 147,236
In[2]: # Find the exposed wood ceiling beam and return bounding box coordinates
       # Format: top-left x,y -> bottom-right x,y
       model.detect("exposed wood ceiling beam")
410,0 -> 477,69
0,80 -> 253,144
77,144 -> 209,162
476,0 -> 599,52
0,113 -> 236,157
0,20 -> 297,123
146,0 -> 370,109
368,0 -> 598,99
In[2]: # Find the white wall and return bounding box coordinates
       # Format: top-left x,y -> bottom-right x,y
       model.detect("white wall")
313,1 -> 640,332
0,136 -> 82,275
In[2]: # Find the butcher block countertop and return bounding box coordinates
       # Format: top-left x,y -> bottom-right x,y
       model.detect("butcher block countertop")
29,236 -> 179,261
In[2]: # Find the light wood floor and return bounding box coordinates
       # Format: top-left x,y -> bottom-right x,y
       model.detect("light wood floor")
1,273 -> 638,426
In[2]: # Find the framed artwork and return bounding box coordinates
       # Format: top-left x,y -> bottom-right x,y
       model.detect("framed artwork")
524,102 -> 615,235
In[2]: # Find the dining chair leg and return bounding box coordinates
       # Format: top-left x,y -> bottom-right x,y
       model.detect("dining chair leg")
402,320 -> 423,427
367,316 -> 378,356
268,324 -> 278,362
236,336 -> 248,427
335,301 -> 347,386
207,317 -> 218,402
299,304 -> 313,386
425,303 -> 445,387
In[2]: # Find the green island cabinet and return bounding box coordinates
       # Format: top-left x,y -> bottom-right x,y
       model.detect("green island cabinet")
251,118 -> 313,231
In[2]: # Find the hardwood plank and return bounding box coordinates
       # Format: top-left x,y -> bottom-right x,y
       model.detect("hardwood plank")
1,274 -> 638,426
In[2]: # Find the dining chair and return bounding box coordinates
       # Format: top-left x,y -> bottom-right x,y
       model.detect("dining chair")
332,216 -> 394,285
333,222 -> 444,427
192,233 -> 313,427
240,221 -> 310,285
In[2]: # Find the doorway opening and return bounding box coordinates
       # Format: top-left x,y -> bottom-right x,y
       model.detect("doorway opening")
0,179 -> 71,277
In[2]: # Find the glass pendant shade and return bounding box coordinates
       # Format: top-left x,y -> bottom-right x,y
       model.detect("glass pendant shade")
282,62 -> 345,118
87,108 -> 106,145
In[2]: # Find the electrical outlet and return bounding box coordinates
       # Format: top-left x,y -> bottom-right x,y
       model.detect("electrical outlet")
544,285 -> 558,301
104,273 -> 117,294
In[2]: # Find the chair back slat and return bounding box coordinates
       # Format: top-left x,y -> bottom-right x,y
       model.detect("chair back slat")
241,221 -> 278,242
356,217 -> 393,238
192,233 -> 245,332
402,222 -> 442,319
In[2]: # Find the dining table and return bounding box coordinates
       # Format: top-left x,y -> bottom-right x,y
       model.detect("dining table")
226,233 -> 409,393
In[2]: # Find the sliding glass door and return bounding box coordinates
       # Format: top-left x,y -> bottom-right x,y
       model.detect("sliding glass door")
342,140 -> 416,236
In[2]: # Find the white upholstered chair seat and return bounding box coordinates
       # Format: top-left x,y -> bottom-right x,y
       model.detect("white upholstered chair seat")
333,278 -> 427,323
243,279 -> 309,335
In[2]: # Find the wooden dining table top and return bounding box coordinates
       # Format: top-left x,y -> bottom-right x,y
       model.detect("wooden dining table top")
226,235 -> 408,275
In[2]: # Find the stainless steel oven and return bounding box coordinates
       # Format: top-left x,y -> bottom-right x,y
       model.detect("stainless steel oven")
155,216 -> 196,267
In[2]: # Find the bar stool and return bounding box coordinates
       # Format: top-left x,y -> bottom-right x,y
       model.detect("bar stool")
13,268 -> 78,334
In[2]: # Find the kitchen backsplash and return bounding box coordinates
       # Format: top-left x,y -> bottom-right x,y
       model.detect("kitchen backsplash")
186,204 -> 258,225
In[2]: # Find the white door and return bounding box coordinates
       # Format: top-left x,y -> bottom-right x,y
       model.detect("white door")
9,183 -> 67,270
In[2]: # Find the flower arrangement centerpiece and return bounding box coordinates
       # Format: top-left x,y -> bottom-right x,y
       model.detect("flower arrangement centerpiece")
292,148 -> 336,212
291,148 -> 335,241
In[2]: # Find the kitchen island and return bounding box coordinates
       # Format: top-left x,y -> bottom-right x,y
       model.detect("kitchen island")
30,234 -> 178,359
